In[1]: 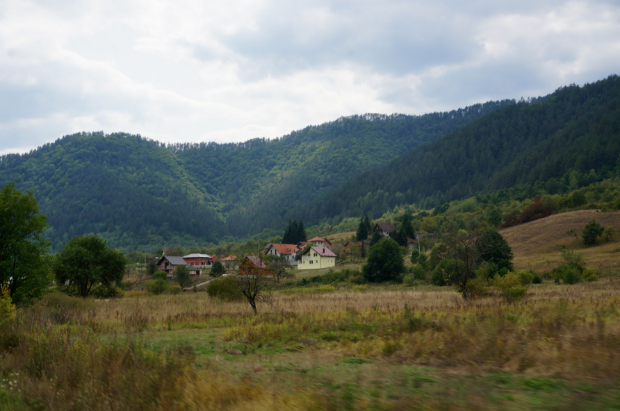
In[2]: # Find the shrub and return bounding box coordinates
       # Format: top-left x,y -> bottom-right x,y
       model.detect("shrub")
152,271 -> 168,281
493,272 -> 527,303
90,285 -> 124,299
412,264 -> 427,281
516,270 -> 535,285
582,268 -> 599,282
582,220 -> 604,245
463,277 -> 488,299
352,285 -> 367,292
0,284 -> 16,322
410,249 -> 420,264
206,277 -> 244,301
554,265 -> 582,285
431,269 -> 446,286
532,274 -> 543,284
169,286 -> 183,295
147,279 -> 169,295
402,274 -> 416,286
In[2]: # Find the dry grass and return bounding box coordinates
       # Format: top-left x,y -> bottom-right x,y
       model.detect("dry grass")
501,210 -> 620,272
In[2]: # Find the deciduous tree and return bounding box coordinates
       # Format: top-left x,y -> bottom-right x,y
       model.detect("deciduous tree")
362,238 -> 405,283
53,235 -> 126,298
0,182 -> 51,304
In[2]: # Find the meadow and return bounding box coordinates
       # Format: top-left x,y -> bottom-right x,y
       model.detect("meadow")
2,275 -> 620,410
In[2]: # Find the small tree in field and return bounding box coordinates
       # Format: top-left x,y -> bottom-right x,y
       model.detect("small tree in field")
174,265 -> 192,289
53,235 -> 126,298
435,229 -> 482,300
237,274 -> 272,315
582,220 -> 604,245
210,261 -> 225,277
362,238 -> 405,283
265,255 -> 293,283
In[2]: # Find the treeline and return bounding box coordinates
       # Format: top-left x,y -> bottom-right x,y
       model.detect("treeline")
288,75 -> 620,225
0,100 -> 510,250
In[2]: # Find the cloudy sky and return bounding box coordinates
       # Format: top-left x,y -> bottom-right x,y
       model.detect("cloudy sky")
1,0 -> 619,154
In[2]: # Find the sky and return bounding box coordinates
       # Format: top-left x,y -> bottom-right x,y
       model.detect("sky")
0,0 -> 619,154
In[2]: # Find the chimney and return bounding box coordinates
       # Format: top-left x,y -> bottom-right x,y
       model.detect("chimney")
323,247 -> 325,253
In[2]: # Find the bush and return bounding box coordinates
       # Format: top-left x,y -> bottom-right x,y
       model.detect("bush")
90,285 -> 124,299
493,272 -> 527,303
412,264 -> 427,281
169,286 -> 183,295
532,274 -> 543,284
152,271 -> 168,281
410,249 -> 420,264
516,270 -> 535,285
431,269 -> 446,286
147,279 -> 169,295
554,265 -> 582,285
462,277 -> 488,299
582,268 -> 599,282
206,277 -> 244,301
582,220 -> 604,245
402,274 -> 416,286
0,284 -> 16,322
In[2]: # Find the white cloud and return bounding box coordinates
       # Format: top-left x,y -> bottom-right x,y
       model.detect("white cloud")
0,0 -> 619,153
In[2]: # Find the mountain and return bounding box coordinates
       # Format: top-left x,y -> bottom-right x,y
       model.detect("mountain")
0,100 -> 510,250
288,75 -> 620,224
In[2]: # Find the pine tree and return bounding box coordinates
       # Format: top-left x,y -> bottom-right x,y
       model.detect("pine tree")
356,215 -> 368,241
298,221 -> 307,242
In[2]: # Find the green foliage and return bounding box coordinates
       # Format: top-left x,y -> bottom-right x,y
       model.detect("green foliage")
532,274 -> 543,284
369,231 -> 382,246
90,285 -> 124,299
560,249 -> 586,271
53,235 -> 126,298
0,182 -> 51,305
152,271 -> 168,281
206,277 -> 244,301
553,265 -> 582,285
492,272 -> 527,303
147,279 -> 168,295
516,270 -> 535,285
402,274 -> 416,286
0,284 -> 16,322
431,269 -> 447,286
146,259 -> 158,275
410,249 -> 420,264
264,255 -> 294,283
362,239 -> 405,283
356,214 -> 372,241
168,286 -> 183,295
173,265 -> 192,289
582,220 -> 604,245
582,268 -> 599,282
477,230 -> 514,271
210,261 -> 225,277
603,226 -> 615,242
295,76 -> 620,226
282,220 -> 307,244
412,264 -> 427,281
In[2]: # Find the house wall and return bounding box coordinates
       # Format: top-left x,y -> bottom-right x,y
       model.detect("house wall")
298,251 -> 335,270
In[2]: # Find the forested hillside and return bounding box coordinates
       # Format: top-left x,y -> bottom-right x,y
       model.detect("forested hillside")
0,101 -> 509,250
290,75 -> 620,225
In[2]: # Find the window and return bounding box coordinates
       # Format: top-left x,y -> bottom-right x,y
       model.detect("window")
309,260 -> 313,264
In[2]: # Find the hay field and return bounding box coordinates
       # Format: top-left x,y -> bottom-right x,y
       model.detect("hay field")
501,210 -> 620,272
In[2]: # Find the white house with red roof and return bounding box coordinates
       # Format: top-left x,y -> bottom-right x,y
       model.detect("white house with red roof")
298,246 -> 336,270
264,243 -> 299,263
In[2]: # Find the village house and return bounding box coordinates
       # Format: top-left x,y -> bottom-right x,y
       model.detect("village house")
298,246 -> 336,270
343,241 -> 363,250
157,256 -> 202,278
221,255 -> 237,269
239,256 -> 273,276
183,253 -> 213,268
264,243 -> 299,263
308,237 -> 332,249
373,222 -> 395,237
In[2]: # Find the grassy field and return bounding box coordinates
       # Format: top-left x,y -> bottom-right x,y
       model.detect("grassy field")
501,210 -> 620,272
2,276 -> 620,410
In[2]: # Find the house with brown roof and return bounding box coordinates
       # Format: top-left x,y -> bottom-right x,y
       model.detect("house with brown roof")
298,246 -> 336,270
373,222 -> 395,237
221,255 -> 238,269
308,237 -> 332,249
264,243 -> 299,263
157,256 -> 202,278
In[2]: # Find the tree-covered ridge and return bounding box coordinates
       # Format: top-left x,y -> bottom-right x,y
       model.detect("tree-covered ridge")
0,100 -> 511,250
292,75 -> 620,224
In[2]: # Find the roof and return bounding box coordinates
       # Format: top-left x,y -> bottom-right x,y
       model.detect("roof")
374,222 -> 395,232
221,255 -> 237,261
344,241 -> 363,247
158,256 -> 187,266
407,237 -> 416,243
245,256 -> 267,268
309,237 -> 332,245
267,243 -> 297,255
304,246 -> 337,257
183,253 -> 212,259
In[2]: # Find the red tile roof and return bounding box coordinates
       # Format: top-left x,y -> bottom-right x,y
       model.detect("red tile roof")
267,243 -> 297,255
309,237 -> 332,245
221,255 -> 237,261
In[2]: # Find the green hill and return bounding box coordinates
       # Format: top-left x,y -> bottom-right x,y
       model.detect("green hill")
290,75 -> 620,225
0,101 -> 509,250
